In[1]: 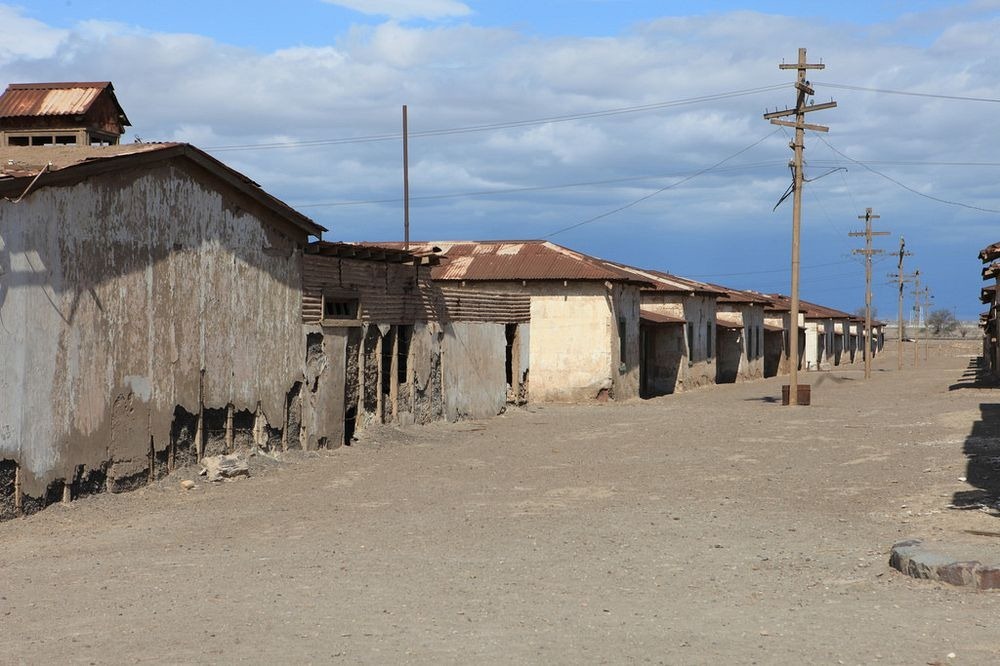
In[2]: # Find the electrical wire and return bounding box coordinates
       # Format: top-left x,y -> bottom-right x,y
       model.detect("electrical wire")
812,133 -> 1000,214
543,129 -> 782,238
814,82 -> 1000,104
293,160 -> 789,209
205,83 -> 790,152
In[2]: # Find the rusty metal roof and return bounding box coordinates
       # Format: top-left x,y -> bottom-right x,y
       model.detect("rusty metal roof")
0,82 -> 130,125
703,282 -> 772,304
640,308 -> 685,325
370,241 -> 650,284
600,262 -> 725,295
307,241 -> 434,265
763,293 -> 853,319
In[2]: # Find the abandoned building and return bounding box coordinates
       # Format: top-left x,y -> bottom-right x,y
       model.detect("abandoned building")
300,241 -> 529,446
708,284 -> 770,384
0,139 -> 332,516
374,240 -> 649,402
601,263 -> 723,396
0,81 -> 129,147
982,241 -> 1000,378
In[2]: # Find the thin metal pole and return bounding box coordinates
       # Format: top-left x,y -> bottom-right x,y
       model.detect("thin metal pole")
402,104 -> 410,251
897,237 -> 904,371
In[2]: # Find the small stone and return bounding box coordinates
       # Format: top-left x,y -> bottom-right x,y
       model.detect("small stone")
947,653 -> 956,659
180,480 -> 196,490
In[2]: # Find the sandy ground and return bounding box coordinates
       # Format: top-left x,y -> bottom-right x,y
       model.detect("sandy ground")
2,339 -> 1000,665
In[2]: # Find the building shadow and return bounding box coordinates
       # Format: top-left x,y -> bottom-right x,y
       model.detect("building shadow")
952,401 -> 1000,512
949,357 -> 996,391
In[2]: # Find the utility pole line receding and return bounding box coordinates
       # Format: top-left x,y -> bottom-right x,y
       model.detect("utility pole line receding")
887,236 -> 915,371
765,48 -> 836,405
911,270 -> 922,367
402,104 -> 410,251
849,207 -> 889,380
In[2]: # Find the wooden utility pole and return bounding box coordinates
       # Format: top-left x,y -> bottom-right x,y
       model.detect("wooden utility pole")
887,236 -> 915,370
402,105 -> 410,251
764,48 -> 836,404
911,270 -> 922,367
849,208 -> 888,380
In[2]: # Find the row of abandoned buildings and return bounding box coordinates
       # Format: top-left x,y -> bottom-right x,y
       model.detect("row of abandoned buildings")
0,82 -> 886,517
980,242 -> 1000,376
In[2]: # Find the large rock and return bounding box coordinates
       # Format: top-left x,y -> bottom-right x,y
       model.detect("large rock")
201,454 -> 250,483
890,538 -> 1000,590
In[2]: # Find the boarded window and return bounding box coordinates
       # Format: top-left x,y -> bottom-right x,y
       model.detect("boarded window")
323,295 -> 359,321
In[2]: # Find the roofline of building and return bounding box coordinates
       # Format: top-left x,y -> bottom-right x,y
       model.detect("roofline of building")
0,142 -> 324,237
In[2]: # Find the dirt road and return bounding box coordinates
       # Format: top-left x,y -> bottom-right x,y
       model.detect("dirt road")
2,340 -> 999,664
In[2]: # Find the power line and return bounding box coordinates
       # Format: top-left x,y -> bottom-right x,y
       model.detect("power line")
814,134 -> 1000,214
205,83 -> 790,152
815,81 -> 1000,104
294,161 -> 790,209
543,129 -> 782,238
685,259 -> 852,278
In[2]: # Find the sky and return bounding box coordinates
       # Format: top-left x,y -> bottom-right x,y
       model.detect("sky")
3,1 -> 1000,320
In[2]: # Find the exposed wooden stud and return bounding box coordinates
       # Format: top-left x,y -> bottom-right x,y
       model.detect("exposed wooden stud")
225,403 -> 235,452
62,478 -> 72,504
148,436 -> 155,484
253,402 -> 265,450
390,326 -> 399,423
14,463 -> 22,515
375,332 -> 384,423
196,369 -> 205,460
281,392 -> 289,452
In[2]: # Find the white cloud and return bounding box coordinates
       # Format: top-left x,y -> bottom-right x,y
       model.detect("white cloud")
1,4 -> 998,313
322,0 -> 471,21
0,6 -> 66,63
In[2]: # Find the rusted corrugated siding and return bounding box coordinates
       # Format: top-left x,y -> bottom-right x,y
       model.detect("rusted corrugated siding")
439,287 -> 529,323
302,255 -> 529,324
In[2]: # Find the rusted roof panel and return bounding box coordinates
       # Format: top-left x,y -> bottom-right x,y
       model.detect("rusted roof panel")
640,308 -> 685,325
602,261 -> 725,295
371,240 -> 649,284
0,82 -> 109,118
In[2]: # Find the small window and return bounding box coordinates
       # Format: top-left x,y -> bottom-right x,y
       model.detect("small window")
30,135 -> 54,146
322,296 -> 359,320
706,322 -> 714,358
7,136 -> 29,146
54,135 -> 77,145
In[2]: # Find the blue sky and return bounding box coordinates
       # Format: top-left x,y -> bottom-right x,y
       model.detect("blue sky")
4,0 -> 1000,318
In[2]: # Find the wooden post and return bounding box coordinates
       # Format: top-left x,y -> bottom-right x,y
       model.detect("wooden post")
281,392 -> 289,452
253,402 -> 265,450
14,463 -> 22,515
850,208 -> 888,380
62,478 -> 72,504
403,105 -> 410,250
225,403 -> 234,453
375,332 -> 384,423
765,48 -> 836,403
148,436 -> 155,484
196,369 -> 205,460
390,327 -> 400,423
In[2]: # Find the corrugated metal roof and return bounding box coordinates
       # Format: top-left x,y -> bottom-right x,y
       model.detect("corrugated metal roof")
370,240 -> 650,284
640,308 -> 685,325
601,261 -> 725,295
0,82 -> 113,118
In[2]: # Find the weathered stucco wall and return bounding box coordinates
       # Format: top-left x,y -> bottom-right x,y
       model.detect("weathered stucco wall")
641,293 -> 717,392
0,163 -> 306,495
